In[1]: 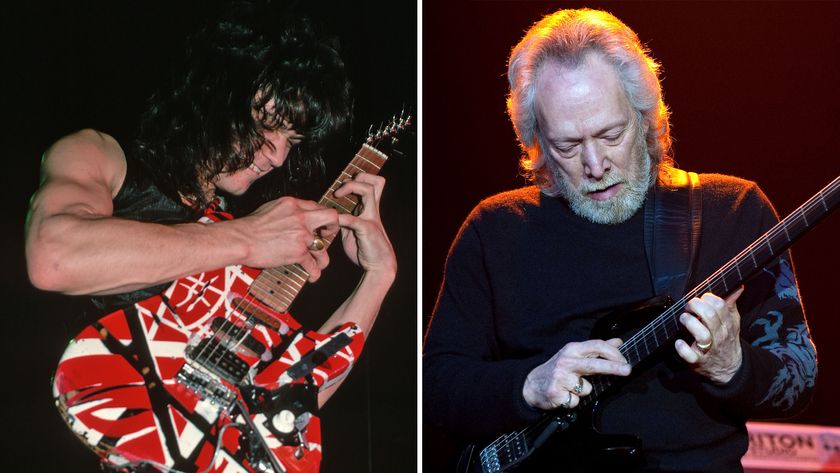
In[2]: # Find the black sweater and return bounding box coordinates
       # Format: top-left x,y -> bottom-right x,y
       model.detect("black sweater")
423,173 -> 817,472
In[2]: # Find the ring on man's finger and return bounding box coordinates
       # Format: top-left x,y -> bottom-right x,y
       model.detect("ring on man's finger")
560,391 -> 573,409
696,339 -> 713,352
308,237 -> 326,251
573,378 -> 584,395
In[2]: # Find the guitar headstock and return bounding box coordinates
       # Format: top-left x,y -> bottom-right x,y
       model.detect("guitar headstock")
365,109 -> 413,153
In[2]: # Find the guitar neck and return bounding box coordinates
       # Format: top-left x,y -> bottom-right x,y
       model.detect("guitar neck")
247,144 -> 390,313
479,175 -> 840,473
586,175 -> 840,400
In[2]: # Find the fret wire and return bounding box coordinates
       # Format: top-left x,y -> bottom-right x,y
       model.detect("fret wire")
663,316 -> 675,340
249,280 -> 283,300
353,153 -> 383,170
326,179 -> 352,196
267,265 -> 307,282
598,177 -> 839,420
288,263 -> 310,280
321,196 -> 353,213
358,146 -> 387,165
261,268 -> 304,289
262,269 -> 304,290
332,193 -> 361,210
250,282 -> 294,305
251,278 -> 296,300
265,267 -> 306,287
253,278 -> 298,301
348,159 -> 374,175
240,144 -> 391,319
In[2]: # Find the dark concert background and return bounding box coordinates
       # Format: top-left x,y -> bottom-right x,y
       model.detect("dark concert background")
2,0 -> 415,471
422,1 -> 840,470
3,0 -> 840,471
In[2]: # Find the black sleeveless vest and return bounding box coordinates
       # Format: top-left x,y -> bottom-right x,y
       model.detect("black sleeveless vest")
90,156 -> 204,312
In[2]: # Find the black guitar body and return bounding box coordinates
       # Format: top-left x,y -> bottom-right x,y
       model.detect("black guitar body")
456,296 -> 674,473
454,175 -> 840,473
457,410 -> 644,473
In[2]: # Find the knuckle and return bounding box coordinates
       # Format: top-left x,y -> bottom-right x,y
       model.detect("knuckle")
547,386 -> 564,399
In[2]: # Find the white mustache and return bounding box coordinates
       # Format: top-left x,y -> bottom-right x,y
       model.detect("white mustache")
579,172 -> 623,193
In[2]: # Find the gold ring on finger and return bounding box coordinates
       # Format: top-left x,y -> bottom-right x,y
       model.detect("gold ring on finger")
308,237 -> 326,251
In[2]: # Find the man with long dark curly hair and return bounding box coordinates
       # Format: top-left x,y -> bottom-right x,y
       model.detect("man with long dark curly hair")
24,2 -> 397,471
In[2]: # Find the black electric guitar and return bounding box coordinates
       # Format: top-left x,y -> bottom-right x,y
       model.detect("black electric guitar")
458,174 -> 840,473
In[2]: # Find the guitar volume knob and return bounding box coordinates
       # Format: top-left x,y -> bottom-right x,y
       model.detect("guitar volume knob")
271,409 -> 297,434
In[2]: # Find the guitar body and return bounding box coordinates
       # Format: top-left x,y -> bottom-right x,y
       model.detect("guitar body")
457,407 -> 644,473
456,296 -> 672,473
54,261 -> 363,473
50,116 -> 412,472
455,175 -> 840,473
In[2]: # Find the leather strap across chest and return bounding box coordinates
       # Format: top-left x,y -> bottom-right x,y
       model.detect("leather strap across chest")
643,167 -> 702,299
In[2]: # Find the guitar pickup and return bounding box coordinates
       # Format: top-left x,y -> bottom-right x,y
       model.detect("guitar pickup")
186,338 -> 249,385
210,317 -> 268,358
232,297 -> 289,333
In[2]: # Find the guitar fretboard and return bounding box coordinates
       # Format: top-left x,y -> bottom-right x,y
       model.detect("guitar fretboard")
586,174 -> 840,402
247,144 -> 389,313
480,175 -> 840,473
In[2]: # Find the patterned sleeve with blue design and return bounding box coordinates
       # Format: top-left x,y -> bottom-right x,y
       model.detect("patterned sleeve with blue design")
740,255 -> 817,414
700,178 -> 818,418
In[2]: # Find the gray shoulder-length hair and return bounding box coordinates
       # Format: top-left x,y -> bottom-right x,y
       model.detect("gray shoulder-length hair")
507,8 -> 672,195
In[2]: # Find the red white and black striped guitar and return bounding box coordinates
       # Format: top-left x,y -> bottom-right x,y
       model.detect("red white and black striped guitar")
53,114 -> 410,473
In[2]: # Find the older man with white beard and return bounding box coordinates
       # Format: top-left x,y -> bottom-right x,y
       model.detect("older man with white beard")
423,8 -> 817,473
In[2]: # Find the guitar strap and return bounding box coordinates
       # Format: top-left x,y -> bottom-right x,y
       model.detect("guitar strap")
643,166 -> 702,299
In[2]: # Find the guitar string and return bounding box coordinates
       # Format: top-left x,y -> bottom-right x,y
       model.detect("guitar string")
480,176 -> 839,468
193,155 -> 366,374
209,150 -> 382,367
192,126 -> 408,369
192,147 -> 385,387
620,176 -> 839,365
192,170 -> 354,372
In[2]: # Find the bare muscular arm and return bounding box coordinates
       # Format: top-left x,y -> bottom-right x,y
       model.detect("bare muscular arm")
25,129 -> 337,296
